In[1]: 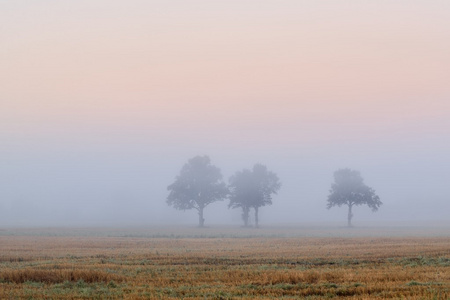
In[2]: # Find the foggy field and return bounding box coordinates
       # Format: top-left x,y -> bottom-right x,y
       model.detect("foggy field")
1,224 -> 450,238
3,1 -> 450,298
0,226 -> 449,299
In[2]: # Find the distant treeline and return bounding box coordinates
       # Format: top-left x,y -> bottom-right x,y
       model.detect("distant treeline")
167,155 -> 381,227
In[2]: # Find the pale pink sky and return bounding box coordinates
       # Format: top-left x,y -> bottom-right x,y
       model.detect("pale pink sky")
2,0 -> 450,150
2,1 -> 450,226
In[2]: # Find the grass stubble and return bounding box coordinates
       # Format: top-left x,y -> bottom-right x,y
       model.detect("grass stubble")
0,228 -> 449,299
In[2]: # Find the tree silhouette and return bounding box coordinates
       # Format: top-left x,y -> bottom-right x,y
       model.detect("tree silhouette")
327,168 -> 382,227
167,155 -> 228,227
228,164 -> 281,227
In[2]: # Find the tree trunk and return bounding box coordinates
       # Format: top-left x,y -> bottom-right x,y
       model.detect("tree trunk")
254,207 -> 259,228
347,203 -> 353,227
198,206 -> 205,227
242,206 -> 250,227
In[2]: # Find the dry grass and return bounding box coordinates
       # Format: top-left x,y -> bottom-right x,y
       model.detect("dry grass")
0,228 -> 449,299
0,268 -> 123,284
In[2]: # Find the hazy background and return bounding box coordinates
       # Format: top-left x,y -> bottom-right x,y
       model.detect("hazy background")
1,1 -> 449,227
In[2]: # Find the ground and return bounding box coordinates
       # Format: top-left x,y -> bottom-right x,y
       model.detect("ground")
0,226 -> 449,299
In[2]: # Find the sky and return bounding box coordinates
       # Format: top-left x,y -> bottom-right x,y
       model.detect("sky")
1,1 -> 450,227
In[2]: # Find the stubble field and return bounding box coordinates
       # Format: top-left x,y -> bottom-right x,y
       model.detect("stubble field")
0,226 -> 449,299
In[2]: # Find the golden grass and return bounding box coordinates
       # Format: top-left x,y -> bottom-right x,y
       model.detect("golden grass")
0,230 -> 449,299
0,268 -> 123,284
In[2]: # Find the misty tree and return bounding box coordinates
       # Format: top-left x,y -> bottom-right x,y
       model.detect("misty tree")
167,155 -> 228,227
327,168 -> 382,227
228,169 -> 253,227
228,164 -> 281,227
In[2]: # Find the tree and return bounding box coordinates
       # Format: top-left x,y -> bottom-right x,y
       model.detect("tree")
228,164 -> 281,227
228,169 -> 254,227
167,155 -> 228,227
327,168 -> 382,227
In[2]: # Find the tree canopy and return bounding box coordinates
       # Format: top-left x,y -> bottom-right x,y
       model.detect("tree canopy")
167,155 -> 228,227
228,164 -> 281,227
327,168 -> 382,227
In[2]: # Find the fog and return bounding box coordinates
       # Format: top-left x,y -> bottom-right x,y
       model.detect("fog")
1,1 -> 450,227
1,135 -> 449,227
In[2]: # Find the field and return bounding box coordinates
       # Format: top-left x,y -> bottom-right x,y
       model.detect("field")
0,226 -> 449,299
